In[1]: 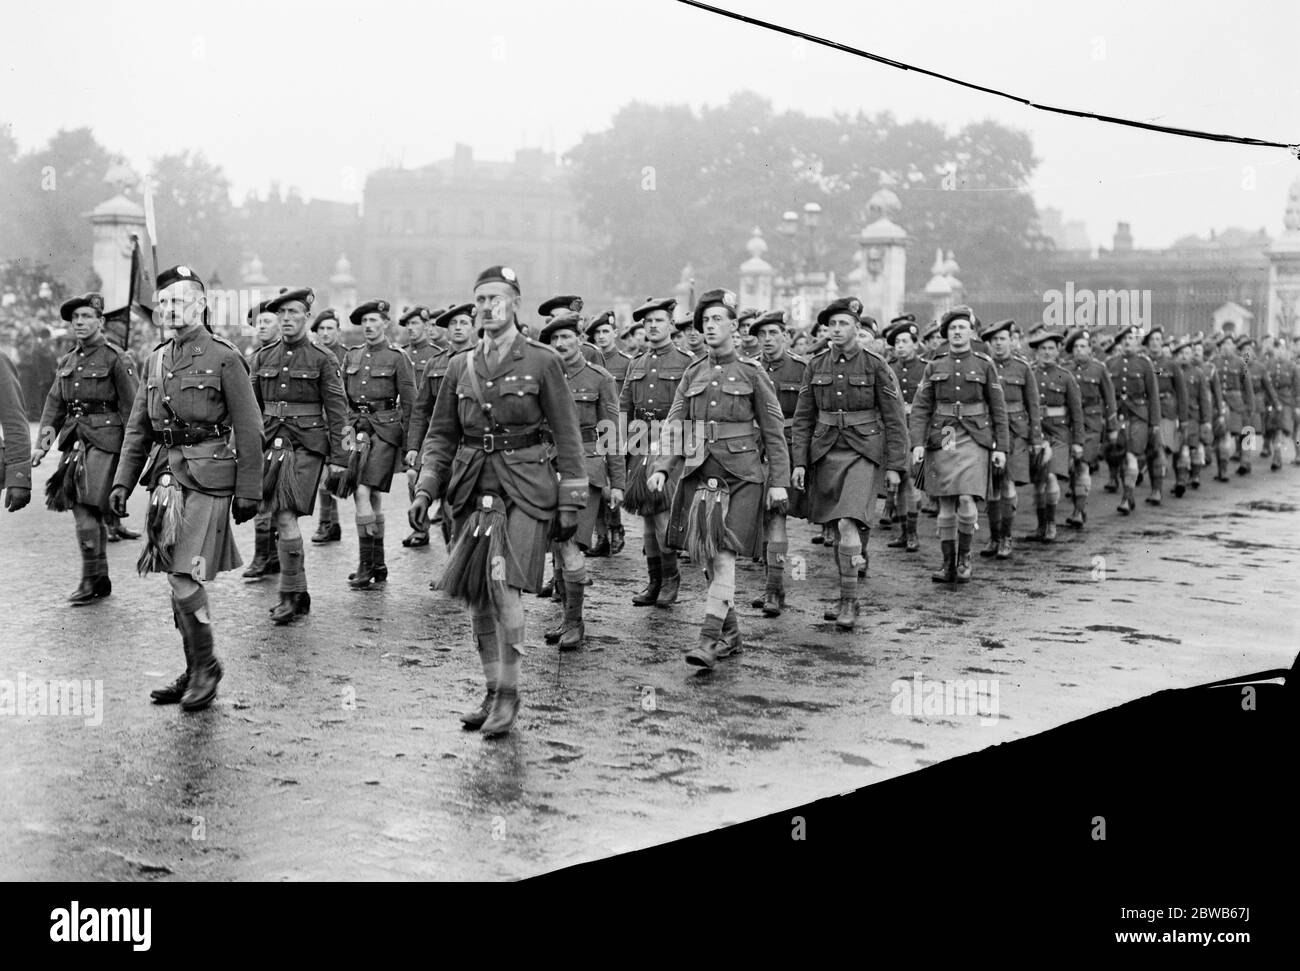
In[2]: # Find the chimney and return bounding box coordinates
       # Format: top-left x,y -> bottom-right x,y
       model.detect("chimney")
1113,222 -> 1133,253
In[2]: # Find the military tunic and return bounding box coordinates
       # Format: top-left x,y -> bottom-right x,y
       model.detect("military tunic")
1218,353 -> 1255,436
619,342 -> 695,513
37,333 -> 138,511
1,354 -> 32,493
403,338 -> 442,387
653,348 -> 790,557
1031,361 -> 1085,477
1199,358 -> 1227,438
114,328 -> 263,579
908,349 -> 1010,496
600,347 -> 634,391
992,355 -> 1043,484
1153,355 -> 1189,453
1180,360 -> 1215,445
1244,358 -> 1277,438
1264,356 -> 1299,436
1107,350 -> 1162,457
1066,357 -> 1117,465
561,356 -> 624,546
342,341 -> 416,491
406,346 -> 466,461
250,334 -> 348,514
760,350 -> 809,520
415,331 -> 588,592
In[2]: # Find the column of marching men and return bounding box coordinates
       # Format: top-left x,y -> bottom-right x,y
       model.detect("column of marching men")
3,264 -> 1300,740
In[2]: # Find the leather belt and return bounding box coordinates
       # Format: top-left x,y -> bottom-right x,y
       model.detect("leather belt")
816,409 -> 879,428
350,399 -> 397,414
1120,395 -> 1147,405
463,430 -> 543,453
701,420 -> 757,443
263,401 -> 323,418
66,401 -> 115,417
636,408 -> 669,422
935,401 -> 987,417
1004,402 -> 1026,415
1043,405 -> 1068,418
153,423 -> 230,447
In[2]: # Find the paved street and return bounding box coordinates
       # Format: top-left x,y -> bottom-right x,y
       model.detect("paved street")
2,425 -> 1296,881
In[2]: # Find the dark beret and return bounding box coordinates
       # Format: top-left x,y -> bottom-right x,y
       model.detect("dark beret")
1112,324 -> 1137,347
816,296 -> 863,330
632,296 -> 677,322
59,292 -> 105,321
982,319 -> 1015,342
398,305 -> 432,327
1170,336 -> 1193,355
434,302 -> 474,328
539,311 -> 583,345
920,321 -> 941,342
156,264 -> 205,292
1141,326 -> 1164,346
474,265 -> 521,295
749,308 -> 787,336
311,308 -> 338,332
588,310 -> 616,332
692,288 -> 739,330
538,294 -> 583,317
266,287 -> 315,313
247,299 -> 274,324
858,314 -> 879,334
939,305 -> 978,339
619,319 -> 647,340
1235,334 -> 1256,350
1028,329 -> 1064,348
884,319 -> 920,346
349,299 -> 391,326
889,313 -> 917,326
1062,328 -> 1090,352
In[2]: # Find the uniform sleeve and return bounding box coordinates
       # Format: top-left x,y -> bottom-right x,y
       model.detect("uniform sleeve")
1144,360 -> 1162,426
751,363 -> 790,488
113,354 -> 155,495
1197,369 -> 1212,424
1261,367 -> 1280,410
598,371 -> 624,491
650,375 -> 689,480
415,355 -> 463,500
790,360 -> 818,469
1024,365 -> 1044,445
538,352 -> 588,510
618,354 -> 636,415
1172,365 -> 1189,423
907,364 -> 935,448
395,350 -> 416,431
319,350 -> 349,466
1065,371 -> 1084,447
113,350 -> 139,428
1,355 -> 32,489
405,367 -> 436,456
248,347 -> 265,411
873,356 -> 908,471
1099,365 -> 1118,432
986,361 -> 1010,453
37,356 -> 67,444
223,351 -> 265,502
1240,361 -> 1255,415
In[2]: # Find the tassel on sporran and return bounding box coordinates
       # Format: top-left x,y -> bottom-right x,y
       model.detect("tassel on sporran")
137,473 -> 185,575
684,477 -> 741,565
435,494 -> 509,609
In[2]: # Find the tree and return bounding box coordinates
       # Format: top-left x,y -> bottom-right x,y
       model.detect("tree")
566,93 -> 1047,301
149,151 -> 241,288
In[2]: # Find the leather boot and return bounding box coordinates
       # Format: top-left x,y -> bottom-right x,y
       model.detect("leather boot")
1064,498 -> 1086,529
558,581 -> 585,651
905,512 -> 920,552
655,551 -> 681,607
461,683 -> 497,730
349,535 -> 376,589
834,551 -> 860,630
108,522 -> 141,541
265,528 -> 281,574
955,531 -> 973,583
178,593 -> 222,712
372,531 -> 388,583
931,539 -> 956,583
1043,504 -> 1058,541
609,524 -> 625,555
402,529 -> 429,547
996,515 -> 1013,559
270,591 -> 311,624
586,534 -> 611,558
761,566 -> 785,617
311,520 -> 341,543
69,532 -> 109,605
1117,486 -> 1135,515
1145,474 -> 1163,504
243,523 -> 271,578
479,686 -> 521,738
980,504 -> 1001,557
685,613 -> 725,669
632,555 -> 662,606
1026,505 -> 1046,541
151,597 -> 191,704
717,607 -> 743,657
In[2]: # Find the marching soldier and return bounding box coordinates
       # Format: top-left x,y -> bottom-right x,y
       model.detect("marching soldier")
1216,333 -> 1256,475
1,344 -> 33,513
30,292 -> 138,604
397,305 -> 440,547
587,309 -> 631,555
242,300 -> 284,578
109,265 -> 262,711
341,299 -> 416,588
920,321 -> 942,362
1144,327 -> 1188,501
884,316 -> 928,553
620,318 -> 648,358
1106,325 -> 1162,513
538,294 -> 606,368
791,297 -> 908,627
249,287 -> 349,623
620,296 -> 694,607
1027,330 -> 1084,540
646,288 -> 789,665
908,307 -> 1009,584
537,311 -> 624,649
748,309 -> 807,615
1063,328 -> 1118,525
439,302 -> 478,357
310,308 -> 346,543
1238,336 -> 1277,471
408,264 -> 588,738
983,318 -> 1043,556
1264,340 -> 1298,470
1173,336 -> 1214,488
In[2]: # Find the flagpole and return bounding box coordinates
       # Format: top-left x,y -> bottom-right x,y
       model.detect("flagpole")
142,175 -> 159,282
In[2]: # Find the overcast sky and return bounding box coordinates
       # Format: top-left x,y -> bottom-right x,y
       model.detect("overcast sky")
4,0 -> 1296,250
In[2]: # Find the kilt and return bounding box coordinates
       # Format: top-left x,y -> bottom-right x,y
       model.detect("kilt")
808,445 -> 881,524
449,495 -> 550,593
773,439 -> 808,520
60,442 -> 119,512
1117,415 -> 1153,457
1007,433 -> 1032,485
267,442 -> 325,516
1225,404 -> 1249,435
666,455 -> 765,558
1158,417 -> 1180,453
1265,404 -> 1295,436
160,488 -> 242,581
359,435 -> 402,491
624,452 -> 682,515
925,430 -> 989,498
1042,421 -> 1072,476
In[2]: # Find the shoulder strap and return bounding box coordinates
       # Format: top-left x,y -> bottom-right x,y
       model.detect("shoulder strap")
462,345 -> 488,411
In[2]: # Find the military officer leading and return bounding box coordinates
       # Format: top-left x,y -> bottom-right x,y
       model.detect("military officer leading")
409,264 -> 588,738
249,287 -> 349,623
109,265 -> 263,711
31,292 -> 139,604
